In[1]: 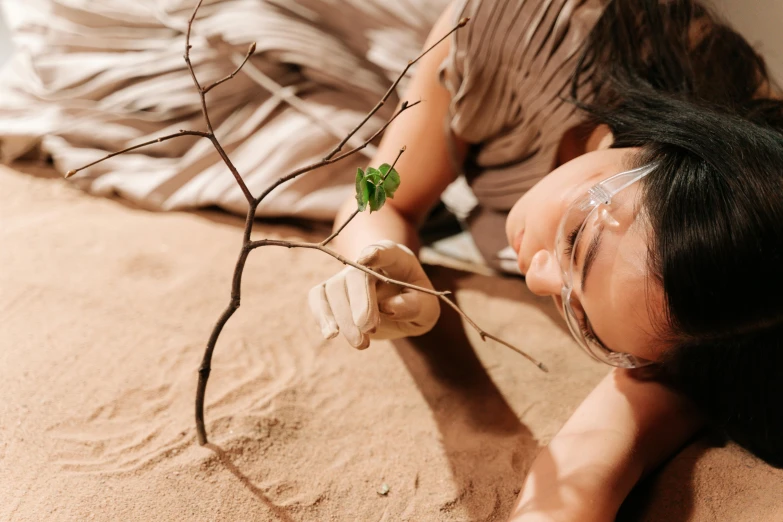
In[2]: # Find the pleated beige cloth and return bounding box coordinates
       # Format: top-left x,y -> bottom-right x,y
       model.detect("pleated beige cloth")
0,0 -> 607,246
0,0 -> 448,218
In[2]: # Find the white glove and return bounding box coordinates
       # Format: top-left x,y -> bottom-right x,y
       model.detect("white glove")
308,240 -> 441,349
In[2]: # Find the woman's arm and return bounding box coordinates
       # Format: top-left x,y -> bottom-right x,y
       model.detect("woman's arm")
331,2 -> 466,260
509,369 -> 704,522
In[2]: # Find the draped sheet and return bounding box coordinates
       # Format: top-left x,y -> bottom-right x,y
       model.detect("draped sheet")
0,0 -> 448,218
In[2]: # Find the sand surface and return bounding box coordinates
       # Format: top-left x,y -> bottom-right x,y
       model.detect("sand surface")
1,164 -> 782,521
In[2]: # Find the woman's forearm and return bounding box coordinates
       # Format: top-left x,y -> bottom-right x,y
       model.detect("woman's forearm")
508,369 -> 704,522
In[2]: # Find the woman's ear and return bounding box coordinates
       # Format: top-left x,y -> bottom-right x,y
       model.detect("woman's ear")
597,130 -> 615,150
586,124 -> 614,152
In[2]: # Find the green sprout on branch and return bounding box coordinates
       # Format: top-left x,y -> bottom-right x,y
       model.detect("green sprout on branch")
355,162 -> 401,212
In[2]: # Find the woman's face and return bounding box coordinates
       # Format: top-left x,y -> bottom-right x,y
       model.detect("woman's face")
505,146 -> 669,363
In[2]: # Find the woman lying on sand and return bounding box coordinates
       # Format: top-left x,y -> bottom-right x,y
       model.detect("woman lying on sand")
308,0 -> 783,519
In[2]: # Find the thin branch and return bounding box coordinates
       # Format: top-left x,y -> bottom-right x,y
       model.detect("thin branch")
64,130 -> 209,179
184,0 -> 211,133
205,134 -> 255,203
322,17 -> 469,161
203,42 -> 256,94
328,101 -> 418,164
195,203 -> 256,444
246,239 -> 449,298
322,209 -> 360,247
438,298 -> 548,372
182,0 -> 254,205
320,146 -> 406,247
253,100 -> 420,207
380,145 -> 405,183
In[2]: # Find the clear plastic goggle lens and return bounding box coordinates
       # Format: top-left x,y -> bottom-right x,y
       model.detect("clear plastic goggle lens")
553,164 -> 660,369
562,288 -> 650,368
555,200 -> 593,284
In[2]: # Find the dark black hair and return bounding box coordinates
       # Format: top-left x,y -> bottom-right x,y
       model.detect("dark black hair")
572,0 -> 783,466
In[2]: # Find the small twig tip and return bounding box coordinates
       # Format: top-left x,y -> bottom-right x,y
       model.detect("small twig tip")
458,17 -> 470,27
64,169 -> 76,179
248,42 -> 256,55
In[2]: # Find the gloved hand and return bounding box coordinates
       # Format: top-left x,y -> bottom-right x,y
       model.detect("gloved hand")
308,240 -> 441,349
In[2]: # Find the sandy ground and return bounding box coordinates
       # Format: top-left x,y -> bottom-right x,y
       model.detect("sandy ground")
1,164 -> 782,521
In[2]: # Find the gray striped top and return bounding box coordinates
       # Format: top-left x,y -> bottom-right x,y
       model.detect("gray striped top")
442,0 -> 608,209
439,0 -> 609,264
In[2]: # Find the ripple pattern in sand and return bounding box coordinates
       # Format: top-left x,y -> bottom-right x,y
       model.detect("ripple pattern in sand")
48,335 -> 313,474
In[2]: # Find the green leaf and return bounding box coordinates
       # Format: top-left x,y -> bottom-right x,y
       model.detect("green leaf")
378,163 -> 400,198
365,167 -> 383,186
355,167 -> 363,193
355,167 -> 368,211
368,183 -> 386,212
355,164 -> 401,213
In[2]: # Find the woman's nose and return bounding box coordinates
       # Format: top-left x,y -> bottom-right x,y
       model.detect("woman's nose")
524,250 -> 564,296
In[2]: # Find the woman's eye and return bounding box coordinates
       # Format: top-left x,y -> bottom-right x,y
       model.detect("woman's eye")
562,224 -> 580,258
580,322 -> 600,347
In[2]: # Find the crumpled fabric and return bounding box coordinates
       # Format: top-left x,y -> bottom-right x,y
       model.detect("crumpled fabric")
0,0 -> 447,218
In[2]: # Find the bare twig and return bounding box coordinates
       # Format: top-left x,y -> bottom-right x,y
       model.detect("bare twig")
64,130 -> 210,179
243,236 -> 548,372
246,239 -> 449,298
323,209 -> 361,248
380,145 -> 405,183
65,3 -> 544,447
438,299 -> 548,372
182,0 -> 254,204
184,0 -> 210,132
323,17 -> 469,161
245,236 -> 549,372
204,42 -> 256,94
252,100 -> 420,207
248,235 -> 549,372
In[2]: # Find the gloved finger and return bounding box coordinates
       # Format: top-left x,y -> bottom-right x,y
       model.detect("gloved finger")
308,283 -> 338,339
379,291 -> 423,322
325,274 -> 370,349
356,240 -> 410,271
375,279 -> 400,303
344,267 -> 379,333
360,242 -> 422,283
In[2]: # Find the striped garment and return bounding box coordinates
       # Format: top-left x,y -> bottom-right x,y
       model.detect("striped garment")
440,0 -> 608,267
